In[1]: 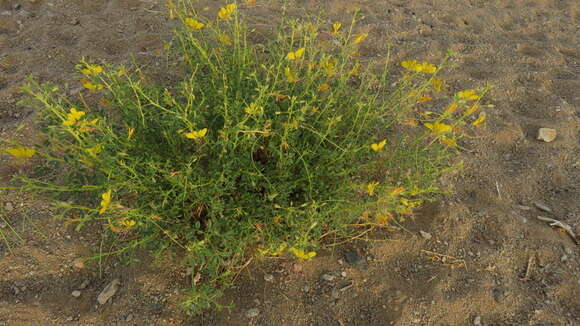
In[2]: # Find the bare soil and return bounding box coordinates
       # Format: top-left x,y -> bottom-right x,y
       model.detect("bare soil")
1,0 -> 578,325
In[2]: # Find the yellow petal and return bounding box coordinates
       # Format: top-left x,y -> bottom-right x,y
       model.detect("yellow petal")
424,122 -> 452,134
431,78 -> 444,92
218,33 -> 233,45
370,139 -> 387,152
444,103 -> 459,115
353,33 -> 368,44
218,3 -> 237,20
318,83 -> 330,91
285,67 -> 298,83
286,47 -> 305,60
457,89 -> 480,101
184,17 -> 205,30
99,190 -> 112,214
331,22 -> 342,34
4,147 -> 36,158
367,182 -> 380,196
185,128 -> 208,139
390,187 -> 405,196
401,60 -> 418,71
471,112 -> 487,128
290,247 -> 317,260
440,136 -> 458,147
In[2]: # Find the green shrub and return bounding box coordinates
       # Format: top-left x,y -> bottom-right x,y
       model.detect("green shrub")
1,2 -> 489,314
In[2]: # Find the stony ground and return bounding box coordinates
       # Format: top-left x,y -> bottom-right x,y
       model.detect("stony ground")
1,0 -> 578,325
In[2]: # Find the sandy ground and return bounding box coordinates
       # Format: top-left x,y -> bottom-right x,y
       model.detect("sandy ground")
0,0 -> 578,325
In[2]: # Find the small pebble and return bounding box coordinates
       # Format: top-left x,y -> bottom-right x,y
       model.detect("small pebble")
341,271 -> 347,277
73,258 -> 85,269
474,315 -> 482,326
537,128 -> 557,142
322,274 -> 335,282
564,247 -> 573,255
4,202 -> 14,212
560,255 -> 568,262
71,290 -> 81,298
419,230 -> 432,240
263,274 -> 274,282
245,308 -> 260,318
97,279 -> 121,305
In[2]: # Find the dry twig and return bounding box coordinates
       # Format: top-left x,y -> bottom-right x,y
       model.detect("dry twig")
536,216 -> 578,245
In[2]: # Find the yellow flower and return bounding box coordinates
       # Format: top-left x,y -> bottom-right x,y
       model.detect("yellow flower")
401,60 -> 437,74
81,64 -> 103,75
390,187 -> 405,196
99,190 -> 112,214
465,104 -> 480,115
78,118 -> 99,132
290,247 -> 317,260
4,147 -> 36,159
185,128 -> 208,140
376,212 -> 393,225
353,33 -> 368,44
431,78 -> 444,92
322,59 -> 336,77
217,3 -> 237,20
244,102 -> 263,115
82,81 -> 104,91
258,243 -> 288,256
285,66 -> 298,83
62,108 -> 86,126
331,22 -> 342,35
444,103 -> 459,115
218,33 -> 233,45
118,219 -> 136,228
84,145 -> 102,157
127,128 -> 135,139
418,96 -> 432,102
286,47 -> 305,60
457,89 -> 480,101
424,122 -> 452,134
370,139 -> 387,152
184,17 -> 205,30
366,181 -> 380,196
416,62 -> 437,74
472,112 -> 486,128
440,136 -> 457,147
318,83 -> 330,91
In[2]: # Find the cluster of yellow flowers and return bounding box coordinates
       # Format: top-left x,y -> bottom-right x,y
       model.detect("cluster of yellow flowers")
401,60 -> 437,74
3,146 -> 36,159
257,243 -> 317,260
62,108 -> 98,132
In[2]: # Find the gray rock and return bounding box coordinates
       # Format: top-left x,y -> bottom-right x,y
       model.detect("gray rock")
71,290 -> 81,298
97,279 -> 121,305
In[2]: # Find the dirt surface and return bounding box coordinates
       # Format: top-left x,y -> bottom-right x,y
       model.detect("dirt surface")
1,0 -> 579,325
